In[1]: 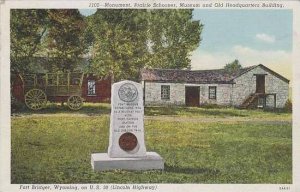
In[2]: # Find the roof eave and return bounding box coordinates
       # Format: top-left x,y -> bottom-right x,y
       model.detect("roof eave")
142,79 -> 235,84
230,64 -> 289,83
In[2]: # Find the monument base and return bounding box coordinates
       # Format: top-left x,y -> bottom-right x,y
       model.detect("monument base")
91,152 -> 164,171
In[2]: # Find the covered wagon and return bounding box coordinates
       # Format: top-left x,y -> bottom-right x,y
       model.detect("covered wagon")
11,73 -> 111,110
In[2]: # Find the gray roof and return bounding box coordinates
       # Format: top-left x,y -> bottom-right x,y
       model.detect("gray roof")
140,64 -> 289,84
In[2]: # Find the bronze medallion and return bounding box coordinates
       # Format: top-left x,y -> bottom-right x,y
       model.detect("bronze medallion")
119,132 -> 138,151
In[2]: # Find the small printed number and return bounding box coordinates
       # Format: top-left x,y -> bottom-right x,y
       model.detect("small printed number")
279,186 -> 290,190
89,3 -> 100,7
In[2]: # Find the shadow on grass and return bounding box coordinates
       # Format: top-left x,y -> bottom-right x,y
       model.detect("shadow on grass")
164,164 -> 220,175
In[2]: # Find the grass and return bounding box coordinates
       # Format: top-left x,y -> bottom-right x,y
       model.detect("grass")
11,103 -> 292,183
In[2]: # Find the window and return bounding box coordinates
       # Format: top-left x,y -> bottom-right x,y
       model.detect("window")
209,86 -> 217,99
161,85 -> 170,100
88,80 -> 96,95
47,74 -> 57,86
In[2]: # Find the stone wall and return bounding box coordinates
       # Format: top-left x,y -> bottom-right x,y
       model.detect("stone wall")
143,82 -> 185,106
196,83 -> 232,106
232,69 -> 257,106
265,71 -> 289,108
266,95 -> 276,108
232,66 -> 289,108
143,82 -> 232,106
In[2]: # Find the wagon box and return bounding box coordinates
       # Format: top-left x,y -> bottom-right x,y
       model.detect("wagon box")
11,73 -> 112,110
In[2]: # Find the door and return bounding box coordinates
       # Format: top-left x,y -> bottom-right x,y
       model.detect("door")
256,75 -> 265,93
185,86 -> 200,107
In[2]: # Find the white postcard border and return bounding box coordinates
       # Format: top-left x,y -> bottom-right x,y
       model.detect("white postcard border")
1,1 -> 300,192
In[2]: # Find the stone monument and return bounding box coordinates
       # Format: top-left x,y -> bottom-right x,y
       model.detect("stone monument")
91,80 -> 164,171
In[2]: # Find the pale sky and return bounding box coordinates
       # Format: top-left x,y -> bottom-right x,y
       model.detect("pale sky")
79,9 -> 293,82
191,9 -> 292,83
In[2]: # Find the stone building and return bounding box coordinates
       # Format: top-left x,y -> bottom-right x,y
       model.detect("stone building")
140,64 -> 289,109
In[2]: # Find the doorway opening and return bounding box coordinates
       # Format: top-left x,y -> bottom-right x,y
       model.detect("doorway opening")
256,75 -> 266,93
185,86 -> 200,107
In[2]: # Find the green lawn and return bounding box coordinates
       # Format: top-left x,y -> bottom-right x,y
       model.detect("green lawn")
11,103 -> 292,183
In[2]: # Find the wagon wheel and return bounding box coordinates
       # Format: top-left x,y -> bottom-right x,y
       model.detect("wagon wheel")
67,95 -> 83,110
24,89 -> 47,110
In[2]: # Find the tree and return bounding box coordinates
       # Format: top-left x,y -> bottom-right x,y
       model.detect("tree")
87,9 -> 203,81
10,9 -> 48,73
224,59 -> 242,74
147,9 -> 203,69
86,9 -> 149,80
11,9 -> 88,73
44,10 -> 87,72
11,9 -> 202,80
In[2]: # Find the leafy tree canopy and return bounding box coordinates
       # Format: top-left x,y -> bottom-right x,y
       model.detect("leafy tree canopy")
11,9 -> 203,81
224,59 -> 242,74
10,9 -> 48,73
11,9 -> 87,73
86,9 -> 150,80
87,9 -> 203,81
147,9 -> 202,70
44,10 -> 87,72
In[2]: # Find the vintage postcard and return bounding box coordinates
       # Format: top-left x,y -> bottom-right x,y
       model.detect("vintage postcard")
1,0 -> 300,192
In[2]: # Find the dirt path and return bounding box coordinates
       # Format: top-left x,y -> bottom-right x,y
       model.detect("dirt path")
145,115 -> 291,124
11,113 -> 292,124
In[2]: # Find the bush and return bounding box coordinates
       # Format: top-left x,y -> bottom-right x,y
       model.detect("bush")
200,103 -> 226,109
284,99 -> 292,112
11,95 -> 25,113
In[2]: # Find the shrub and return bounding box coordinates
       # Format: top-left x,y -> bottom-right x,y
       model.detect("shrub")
201,103 -> 226,109
284,99 -> 292,112
11,95 -> 25,113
